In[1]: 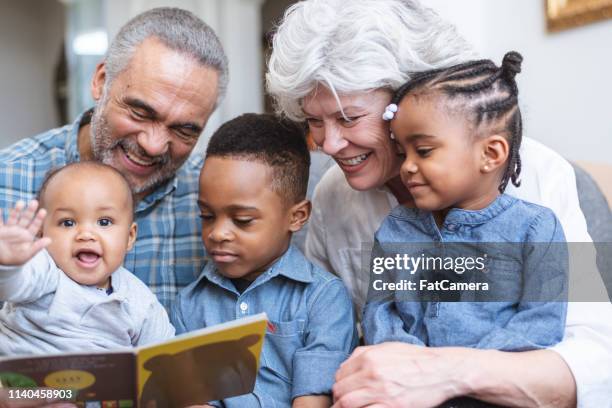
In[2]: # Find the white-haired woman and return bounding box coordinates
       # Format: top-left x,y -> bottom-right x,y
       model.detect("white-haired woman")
267,1 -> 612,407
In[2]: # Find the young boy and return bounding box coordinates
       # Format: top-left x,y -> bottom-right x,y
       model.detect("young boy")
0,162 -> 174,355
172,114 -> 357,408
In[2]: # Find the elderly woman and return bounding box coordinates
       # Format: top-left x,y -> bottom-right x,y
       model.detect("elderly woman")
267,0 -> 612,407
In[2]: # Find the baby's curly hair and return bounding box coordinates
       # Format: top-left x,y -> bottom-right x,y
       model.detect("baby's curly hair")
205,113 -> 310,205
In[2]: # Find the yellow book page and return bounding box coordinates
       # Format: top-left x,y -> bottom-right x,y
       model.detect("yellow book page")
136,313 -> 267,407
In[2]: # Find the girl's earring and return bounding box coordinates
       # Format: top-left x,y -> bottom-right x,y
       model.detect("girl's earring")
483,164 -> 490,171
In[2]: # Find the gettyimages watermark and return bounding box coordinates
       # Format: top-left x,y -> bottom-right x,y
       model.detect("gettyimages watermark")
371,252 -> 488,292
362,241 -> 612,303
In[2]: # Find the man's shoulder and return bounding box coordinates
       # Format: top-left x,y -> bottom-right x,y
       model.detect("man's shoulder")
0,125 -> 73,203
180,153 -> 204,173
0,125 -> 72,164
172,153 -> 204,194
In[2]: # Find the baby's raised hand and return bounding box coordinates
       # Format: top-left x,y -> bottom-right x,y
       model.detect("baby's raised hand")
0,200 -> 51,266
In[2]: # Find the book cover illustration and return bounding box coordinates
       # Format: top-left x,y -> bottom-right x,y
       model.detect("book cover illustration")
0,352 -> 135,406
138,313 -> 266,407
0,313 -> 267,407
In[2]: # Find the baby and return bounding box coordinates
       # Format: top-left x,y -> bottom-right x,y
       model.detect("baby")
363,52 -> 568,351
0,162 -> 174,355
172,113 -> 357,408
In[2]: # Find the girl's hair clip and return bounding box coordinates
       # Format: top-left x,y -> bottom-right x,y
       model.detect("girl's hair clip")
382,103 -> 398,121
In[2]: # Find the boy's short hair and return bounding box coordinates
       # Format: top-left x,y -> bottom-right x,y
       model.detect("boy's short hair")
37,161 -> 136,218
205,113 -> 310,205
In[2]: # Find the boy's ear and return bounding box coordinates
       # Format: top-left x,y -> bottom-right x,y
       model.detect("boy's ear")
480,135 -> 509,173
126,222 -> 138,251
288,200 -> 311,233
91,62 -> 106,101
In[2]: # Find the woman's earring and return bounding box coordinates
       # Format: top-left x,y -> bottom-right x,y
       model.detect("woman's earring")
483,164 -> 490,171
389,131 -> 396,140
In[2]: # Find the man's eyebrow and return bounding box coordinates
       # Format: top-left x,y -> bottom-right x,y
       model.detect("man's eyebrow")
171,122 -> 203,135
125,97 -> 157,118
126,97 -> 203,133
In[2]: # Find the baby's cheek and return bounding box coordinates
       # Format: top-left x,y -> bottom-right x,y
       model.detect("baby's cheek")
45,239 -> 62,259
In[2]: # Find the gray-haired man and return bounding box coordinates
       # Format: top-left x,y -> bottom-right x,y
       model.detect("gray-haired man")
0,8 -> 228,310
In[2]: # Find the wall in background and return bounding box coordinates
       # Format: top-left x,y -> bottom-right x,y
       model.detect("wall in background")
428,0 -> 612,164
0,0 -> 65,148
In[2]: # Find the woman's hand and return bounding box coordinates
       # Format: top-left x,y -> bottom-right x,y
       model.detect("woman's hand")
331,343 -> 469,408
0,200 -> 50,266
331,342 -> 576,408
293,395 -> 332,408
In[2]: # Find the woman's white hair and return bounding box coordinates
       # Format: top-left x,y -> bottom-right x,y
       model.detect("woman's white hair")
266,0 -> 477,121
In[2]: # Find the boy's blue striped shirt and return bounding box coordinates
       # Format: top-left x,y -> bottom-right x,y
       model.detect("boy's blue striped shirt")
0,110 -> 206,310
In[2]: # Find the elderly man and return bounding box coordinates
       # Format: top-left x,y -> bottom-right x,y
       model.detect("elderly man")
0,7 -> 227,309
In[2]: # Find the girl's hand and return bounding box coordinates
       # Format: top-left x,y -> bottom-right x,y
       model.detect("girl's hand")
0,200 -> 51,266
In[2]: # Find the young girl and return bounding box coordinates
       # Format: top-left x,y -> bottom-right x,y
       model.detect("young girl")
363,52 -> 568,351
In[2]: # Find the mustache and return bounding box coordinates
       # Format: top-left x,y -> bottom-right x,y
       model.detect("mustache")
115,138 -> 171,166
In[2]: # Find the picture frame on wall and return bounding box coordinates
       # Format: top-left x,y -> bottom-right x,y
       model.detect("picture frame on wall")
546,0 -> 612,31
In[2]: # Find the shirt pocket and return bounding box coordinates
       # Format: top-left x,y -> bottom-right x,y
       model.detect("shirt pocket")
261,319 -> 305,383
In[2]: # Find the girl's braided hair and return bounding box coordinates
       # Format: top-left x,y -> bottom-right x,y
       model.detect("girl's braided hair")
390,51 -> 523,193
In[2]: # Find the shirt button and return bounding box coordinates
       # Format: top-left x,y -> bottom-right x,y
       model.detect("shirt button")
240,302 -> 248,313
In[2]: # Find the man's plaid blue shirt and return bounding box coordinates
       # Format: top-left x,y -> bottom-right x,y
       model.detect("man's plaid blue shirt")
0,111 -> 206,310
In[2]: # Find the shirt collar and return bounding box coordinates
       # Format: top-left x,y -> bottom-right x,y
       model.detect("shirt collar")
443,194 -> 517,225
136,178 -> 178,213
391,194 -> 517,226
64,109 -> 93,163
267,244 -> 314,283
198,244 -> 315,293
86,268 -> 126,302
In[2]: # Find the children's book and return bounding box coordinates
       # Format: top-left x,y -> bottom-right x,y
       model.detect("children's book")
0,313 -> 267,408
